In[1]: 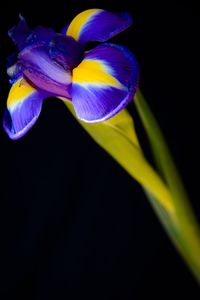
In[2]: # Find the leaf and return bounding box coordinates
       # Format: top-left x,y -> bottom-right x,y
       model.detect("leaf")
62,91 -> 200,283
134,89 -> 200,283
64,101 -> 174,214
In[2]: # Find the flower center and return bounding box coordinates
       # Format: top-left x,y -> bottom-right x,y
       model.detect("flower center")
16,35 -> 83,98
20,47 -> 72,85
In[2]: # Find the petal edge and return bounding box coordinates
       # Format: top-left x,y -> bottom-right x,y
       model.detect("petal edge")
71,43 -> 139,122
3,78 -> 47,140
66,9 -> 132,45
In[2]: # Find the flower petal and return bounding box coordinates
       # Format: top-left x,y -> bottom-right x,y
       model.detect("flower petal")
71,43 -> 139,122
19,43 -> 72,98
26,26 -> 56,47
3,78 -> 47,140
8,15 -> 32,50
8,16 -> 57,50
66,9 -> 132,46
49,34 -> 83,70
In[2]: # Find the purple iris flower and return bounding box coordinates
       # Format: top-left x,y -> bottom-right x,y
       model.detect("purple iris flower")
3,9 -> 139,140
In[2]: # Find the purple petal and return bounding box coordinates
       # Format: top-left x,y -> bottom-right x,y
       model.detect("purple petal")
7,24 -> 59,84
49,35 -> 83,70
71,43 -> 139,122
3,78 -> 47,140
8,16 -> 58,50
18,44 -> 72,98
26,26 -> 56,47
8,15 -> 32,50
66,9 -> 132,46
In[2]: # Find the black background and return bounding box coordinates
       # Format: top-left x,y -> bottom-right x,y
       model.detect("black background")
0,0 -> 200,299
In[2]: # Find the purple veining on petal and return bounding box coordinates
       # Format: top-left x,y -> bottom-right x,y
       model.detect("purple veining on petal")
21,46 -> 71,84
18,44 -> 72,98
23,68 -> 72,98
16,33 -> 83,98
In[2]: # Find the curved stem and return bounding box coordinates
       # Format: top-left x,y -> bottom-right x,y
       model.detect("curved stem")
65,101 -> 174,214
134,89 -> 200,283
65,94 -> 200,282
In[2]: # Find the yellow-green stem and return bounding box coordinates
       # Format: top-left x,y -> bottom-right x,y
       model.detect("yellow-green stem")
65,101 -> 174,214
134,89 -> 200,283
64,92 -> 200,283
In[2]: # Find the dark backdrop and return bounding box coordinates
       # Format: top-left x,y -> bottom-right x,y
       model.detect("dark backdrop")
0,0 -> 200,299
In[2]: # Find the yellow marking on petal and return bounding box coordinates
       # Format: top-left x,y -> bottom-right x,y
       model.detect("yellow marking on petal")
67,9 -> 103,41
72,59 -> 124,89
7,78 -> 35,109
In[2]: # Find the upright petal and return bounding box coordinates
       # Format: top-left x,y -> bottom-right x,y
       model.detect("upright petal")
3,78 -> 47,140
49,34 -> 83,70
8,16 -> 57,50
8,15 -> 32,50
26,26 -> 56,46
71,43 -> 139,122
66,9 -> 132,46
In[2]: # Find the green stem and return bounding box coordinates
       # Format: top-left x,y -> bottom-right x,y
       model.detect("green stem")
134,89 -> 200,283
65,101 -> 174,214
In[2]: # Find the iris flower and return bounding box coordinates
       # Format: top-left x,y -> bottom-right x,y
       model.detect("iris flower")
3,9 -> 139,140
2,9 -> 200,284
